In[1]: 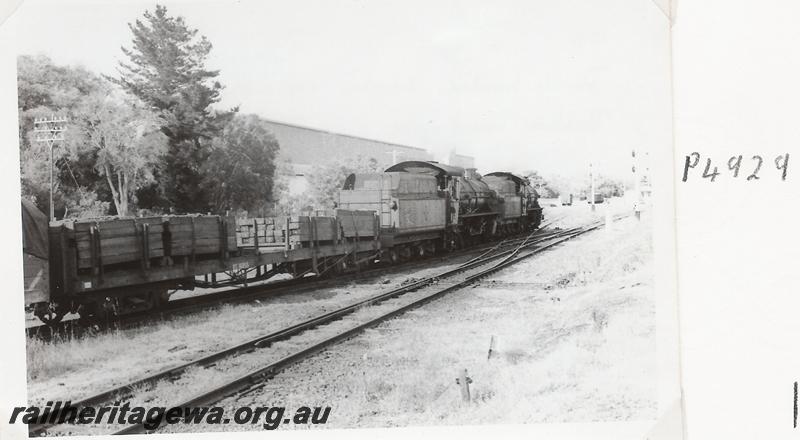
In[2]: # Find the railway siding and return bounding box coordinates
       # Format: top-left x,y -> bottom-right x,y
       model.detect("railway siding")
202,213 -> 655,431
27,202 -> 643,435
31,226 -> 580,436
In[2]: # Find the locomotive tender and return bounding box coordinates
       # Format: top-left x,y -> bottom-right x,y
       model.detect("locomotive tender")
22,161 -> 542,325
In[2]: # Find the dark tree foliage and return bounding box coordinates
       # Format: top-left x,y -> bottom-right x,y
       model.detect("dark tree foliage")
17,55 -> 111,216
522,170 -> 559,198
112,4 -> 236,213
595,176 -> 626,198
17,55 -> 105,113
202,114 -> 279,214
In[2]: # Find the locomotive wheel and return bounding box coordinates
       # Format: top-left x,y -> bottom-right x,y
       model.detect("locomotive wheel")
388,249 -> 400,265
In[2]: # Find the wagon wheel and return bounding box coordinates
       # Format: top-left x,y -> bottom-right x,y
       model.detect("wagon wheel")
34,304 -> 65,327
76,301 -> 113,328
150,290 -> 171,309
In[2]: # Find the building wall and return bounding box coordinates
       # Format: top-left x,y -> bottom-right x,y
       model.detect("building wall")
263,119 -> 433,170
448,151 -> 476,169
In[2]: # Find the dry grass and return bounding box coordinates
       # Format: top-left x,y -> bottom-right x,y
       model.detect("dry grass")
26,282 -> 410,405
26,253 -> 468,409
26,329 -> 135,381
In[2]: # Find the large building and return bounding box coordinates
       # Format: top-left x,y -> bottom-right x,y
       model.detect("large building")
262,119 -> 435,195
448,151 -> 476,170
263,119 -> 432,168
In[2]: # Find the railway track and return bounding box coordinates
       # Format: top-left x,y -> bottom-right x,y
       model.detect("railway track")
28,216 -> 609,437
27,218 -> 564,341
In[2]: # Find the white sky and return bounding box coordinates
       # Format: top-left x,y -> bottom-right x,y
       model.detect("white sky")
10,0 -> 671,181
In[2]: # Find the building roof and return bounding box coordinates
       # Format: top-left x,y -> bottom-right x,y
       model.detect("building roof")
262,118 -> 429,152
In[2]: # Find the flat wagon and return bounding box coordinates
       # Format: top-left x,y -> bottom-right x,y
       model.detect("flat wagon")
23,203 -> 380,324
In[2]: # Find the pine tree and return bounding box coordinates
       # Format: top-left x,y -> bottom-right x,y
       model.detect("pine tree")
112,4 -> 235,213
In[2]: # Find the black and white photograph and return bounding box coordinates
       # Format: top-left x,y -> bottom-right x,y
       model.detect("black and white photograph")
2,0 -> 683,438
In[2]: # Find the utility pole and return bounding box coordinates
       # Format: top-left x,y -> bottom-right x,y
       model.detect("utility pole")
589,162 -> 596,212
632,149 -> 639,199
34,115 -> 67,222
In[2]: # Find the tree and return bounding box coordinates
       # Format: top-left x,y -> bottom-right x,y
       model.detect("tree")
306,155 -> 381,210
594,175 -> 626,198
271,159 -> 314,217
522,170 -> 558,198
539,174 -> 569,198
201,114 -> 279,214
17,55 -> 110,216
68,90 -> 168,216
112,4 -> 236,213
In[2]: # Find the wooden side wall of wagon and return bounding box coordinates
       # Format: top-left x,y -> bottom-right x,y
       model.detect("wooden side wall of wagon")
164,216 -> 237,258
288,216 -> 340,247
49,213 -> 386,299
71,215 -> 236,271
335,209 -> 379,240
73,218 -> 162,269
